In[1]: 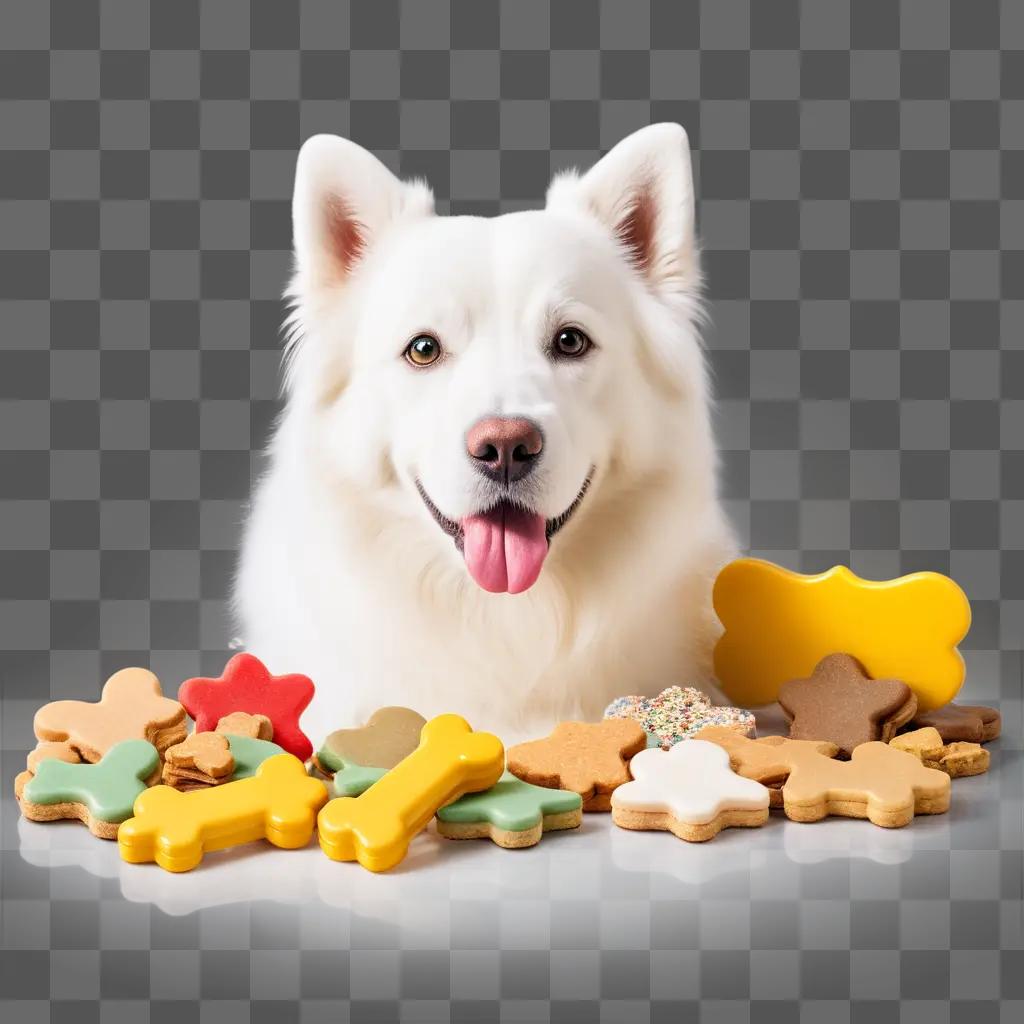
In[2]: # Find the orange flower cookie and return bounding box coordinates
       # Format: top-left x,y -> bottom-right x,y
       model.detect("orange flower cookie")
507,719 -> 647,812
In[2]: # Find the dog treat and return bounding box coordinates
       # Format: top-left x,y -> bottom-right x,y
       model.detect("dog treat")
162,733 -> 285,792
778,653 -> 918,757
611,739 -> 770,842
316,706 -> 427,796
604,685 -> 756,748
436,770 -> 583,848
318,714 -> 504,872
696,726 -> 949,827
26,741 -> 82,774
713,558 -> 971,710
890,727 -> 990,778
178,653 -> 315,762
507,719 -> 647,812
15,739 -> 161,839
910,703 -> 1001,743
34,668 -> 187,762
118,753 -> 328,872
215,711 -> 273,741
162,732 -> 235,788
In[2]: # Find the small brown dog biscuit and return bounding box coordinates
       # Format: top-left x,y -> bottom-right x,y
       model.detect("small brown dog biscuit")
891,727 -> 989,778
162,732 -> 235,789
34,667 -> 187,762
26,741 -> 82,775
778,653 -> 917,757
910,703 -> 1001,743
507,719 -> 647,812
215,711 -> 274,741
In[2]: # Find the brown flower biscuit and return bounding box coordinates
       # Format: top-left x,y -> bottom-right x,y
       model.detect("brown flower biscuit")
696,726 -> 949,826
507,719 -> 647,812
215,711 -> 274,741
162,732 -> 235,789
34,668 -> 187,762
778,653 -> 917,757
890,727 -> 989,778
910,703 -> 1001,743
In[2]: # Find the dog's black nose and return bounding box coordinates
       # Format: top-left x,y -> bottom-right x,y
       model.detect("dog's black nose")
466,417 -> 544,483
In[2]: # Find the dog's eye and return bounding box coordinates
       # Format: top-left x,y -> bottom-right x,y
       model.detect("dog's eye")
551,327 -> 592,360
404,334 -> 442,367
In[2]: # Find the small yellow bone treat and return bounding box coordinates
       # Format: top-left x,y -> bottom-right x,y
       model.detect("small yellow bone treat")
317,714 -> 504,872
118,753 -> 328,872
713,559 -> 971,711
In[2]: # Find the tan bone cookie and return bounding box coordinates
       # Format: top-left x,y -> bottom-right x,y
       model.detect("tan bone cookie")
909,703 -> 1001,743
34,668 -> 187,762
162,732 -> 235,789
696,726 -> 949,827
890,727 -> 989,778
507,719 -> 647,812
215,712 -> 274,741
778,653 -> 918,757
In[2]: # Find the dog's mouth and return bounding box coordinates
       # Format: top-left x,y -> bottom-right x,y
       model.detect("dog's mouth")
415,472 -> 594,595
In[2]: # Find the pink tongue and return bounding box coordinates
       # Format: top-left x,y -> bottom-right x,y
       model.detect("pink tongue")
462,505 -> 549,594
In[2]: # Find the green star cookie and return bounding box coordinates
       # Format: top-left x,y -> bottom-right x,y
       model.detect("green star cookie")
436,771 -> 583,848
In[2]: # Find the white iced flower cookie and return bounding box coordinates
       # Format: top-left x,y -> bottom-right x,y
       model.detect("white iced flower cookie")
611,739 -> 770,842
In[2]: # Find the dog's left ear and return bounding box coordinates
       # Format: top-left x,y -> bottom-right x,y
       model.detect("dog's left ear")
292,134 -> 434,294
546,123 -> 697,297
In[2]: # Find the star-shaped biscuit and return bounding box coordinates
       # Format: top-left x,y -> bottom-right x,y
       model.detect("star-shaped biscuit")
34,668 -> 187,763
215,712 -> 273,741
612,740 -> 770,841
507,719 -> 647,811
178,654 -> 314,762
778,653 -> 917,757
909,703 -> 1001,743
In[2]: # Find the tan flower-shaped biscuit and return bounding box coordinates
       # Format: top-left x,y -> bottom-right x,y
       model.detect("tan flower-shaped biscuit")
507,719 -> 647,812
778,653 -> 917,757
162,732 -> 235,788
34,668 -> 187,762
696,726 -> 949,827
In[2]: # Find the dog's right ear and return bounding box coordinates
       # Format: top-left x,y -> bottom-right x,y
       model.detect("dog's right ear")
292,135 -> 434,294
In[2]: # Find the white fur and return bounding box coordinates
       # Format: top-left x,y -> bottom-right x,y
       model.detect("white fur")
235,124 -> 737,742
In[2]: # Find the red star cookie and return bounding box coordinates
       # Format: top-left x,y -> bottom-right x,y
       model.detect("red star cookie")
178,654 -> 315,761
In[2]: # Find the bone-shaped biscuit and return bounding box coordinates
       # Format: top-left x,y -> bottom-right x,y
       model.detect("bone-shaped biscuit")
16,739 -> 161,839
34,668 -> 187,762
118,753 -> 328,872
317,714 -> 504,872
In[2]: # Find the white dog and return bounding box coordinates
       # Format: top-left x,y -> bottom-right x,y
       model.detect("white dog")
235,123 -> 736,741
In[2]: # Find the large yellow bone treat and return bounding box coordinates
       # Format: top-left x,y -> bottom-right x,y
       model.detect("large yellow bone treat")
118,753 -> 328,872
317,714 -> 504,872
713,559 -> 971,711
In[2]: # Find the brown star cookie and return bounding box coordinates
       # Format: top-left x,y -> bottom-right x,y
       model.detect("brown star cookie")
161,732 -> 235,789
215,711 -> 274,741
507,719 -> 647,812
777,653 -> 918,757
910,703 -> 1001,743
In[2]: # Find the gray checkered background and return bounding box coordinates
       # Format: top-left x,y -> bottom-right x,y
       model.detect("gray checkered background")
0,0 -> 1022,1020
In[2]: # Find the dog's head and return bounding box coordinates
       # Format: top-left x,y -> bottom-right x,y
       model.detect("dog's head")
285,124 -> 710,595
